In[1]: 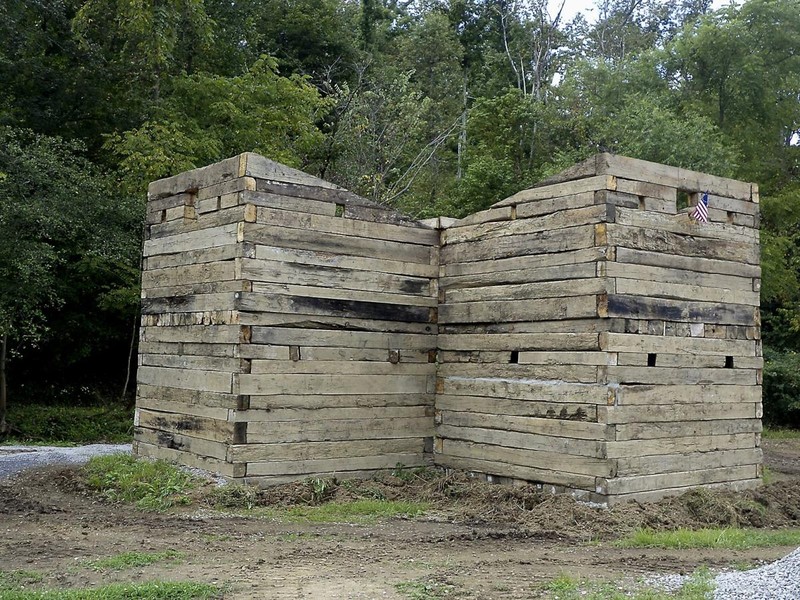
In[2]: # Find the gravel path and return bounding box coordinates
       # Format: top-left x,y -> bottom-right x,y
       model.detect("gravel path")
713,547 -> 800,600
0,444 -> 131,479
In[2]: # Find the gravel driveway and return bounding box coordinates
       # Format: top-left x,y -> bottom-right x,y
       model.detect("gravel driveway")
0,443 -> 131,479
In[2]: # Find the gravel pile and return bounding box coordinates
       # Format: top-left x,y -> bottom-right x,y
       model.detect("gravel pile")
714,547 -> 800,600
0,444 -> 131,479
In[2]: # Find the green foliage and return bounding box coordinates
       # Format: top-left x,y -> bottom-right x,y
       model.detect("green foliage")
0,570 -> 44,589
762,427 -> 800,440
615,527 -> 800,550
762,348 -> 800,427
4,404 -> 132,444
0,581 -> 220,600
540,569 -> 714,599
394,579 -> 457,600
82,454 -> 197,511
85,550 -> 184,571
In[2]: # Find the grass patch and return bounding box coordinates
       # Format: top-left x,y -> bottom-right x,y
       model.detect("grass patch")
0,581 -> 219,599
395,579 -> 457,599
3,404 -> 132,444
0,570 -> 45,588
615,527 -> 800,550
82,454 -> 197,511
762,427 -> 800,440
85,550 -> 184,571
258,499 -> 428,523
540,569 -> 714,599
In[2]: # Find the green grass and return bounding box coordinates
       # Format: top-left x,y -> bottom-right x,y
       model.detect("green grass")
615,527 -> 800,550
3,404 -> 133,444
395,579 -> 457,599
0,570 -> 45,588
0,582 -> 219,599
82,454 -> 197,511
540,569 -> 714,599
256,499 -> 429,523
762,427 -> 800,440
85,550 -> 184,571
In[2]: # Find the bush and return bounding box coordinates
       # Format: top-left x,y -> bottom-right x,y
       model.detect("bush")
5,403 -> 133,444
762,347 -> 800,427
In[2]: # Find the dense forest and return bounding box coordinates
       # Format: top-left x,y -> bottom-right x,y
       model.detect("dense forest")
1,0 -> 799,432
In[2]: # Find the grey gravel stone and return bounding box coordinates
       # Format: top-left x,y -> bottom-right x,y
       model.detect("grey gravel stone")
0,444 -> 131,479
714,547 -> 800,600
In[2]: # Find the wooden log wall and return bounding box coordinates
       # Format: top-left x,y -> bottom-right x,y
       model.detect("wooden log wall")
435,154 -> 762,504
135,153 -> 438,484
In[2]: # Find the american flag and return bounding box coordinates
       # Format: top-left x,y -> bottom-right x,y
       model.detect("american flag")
693,192 -> 709,223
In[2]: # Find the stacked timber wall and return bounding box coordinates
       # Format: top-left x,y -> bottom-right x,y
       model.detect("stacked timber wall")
136,153 -> 438,484
136,152 -> 762,503
435,154 -> 762,503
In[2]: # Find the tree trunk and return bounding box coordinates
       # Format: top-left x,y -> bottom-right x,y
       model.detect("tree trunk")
0,334 -> 8,435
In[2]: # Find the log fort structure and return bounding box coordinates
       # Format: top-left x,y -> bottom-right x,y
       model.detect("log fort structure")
135,152 -> 763,504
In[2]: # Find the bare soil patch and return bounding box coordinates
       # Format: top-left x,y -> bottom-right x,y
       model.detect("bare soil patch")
1,441 -> 800,599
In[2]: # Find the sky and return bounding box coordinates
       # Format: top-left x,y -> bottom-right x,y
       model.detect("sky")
549,0 -> 732,23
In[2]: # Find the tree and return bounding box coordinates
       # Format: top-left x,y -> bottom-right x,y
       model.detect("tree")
0,127 -> 141,432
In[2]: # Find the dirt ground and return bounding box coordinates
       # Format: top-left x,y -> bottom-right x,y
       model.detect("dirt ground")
1,440 -> 800,599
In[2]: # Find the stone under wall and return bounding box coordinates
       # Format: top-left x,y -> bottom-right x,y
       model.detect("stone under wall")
135,152 -> 762,503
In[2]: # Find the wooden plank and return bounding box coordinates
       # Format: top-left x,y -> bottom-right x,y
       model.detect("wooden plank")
248,394 -> 434,410
615,247 -> 760,278
606,295 -> 758,326
142,280 -> 247,300
254,243 -> 438,278
438,377 -> 609,404
145,243 -> 246,270
251,327 -> 434,350
515,191 -> 598,219
605,478 -> 760,506
241,189 -> 336,217
443,205 -> 608,245
248,280 -> 435,307
616,352 -> 727,368
437,363 -> 598,383
441,262 -> 598,290
451,207 -> 513,227
438,411 -> 610,441
148,205 -> 253,239
435,394 -> 598,421
603,464 -> 758,495
439,295 -> 599,324
615,178 -> 677,202
438,332 -> 599,351
243,223 -> 433,264
242,152 -> 340,189
602,365 -> 757,385
135,427 -> 229,460
600,333 -> 756,356
613,277 -> 759,305
240,311 -> 437,334
135,397 -> 230,421
136,384 -> 239,409
439,319 -> 608,335
136,408 -> 234,443
147,192 -> 192,214
135,441 -> 243,478
239,374 -> 432,396
246,417 -> 434,443
602,402 -> 759,424
600,154 -> 754,201
141,293 -> 237,315
249,360 -> 433,375
517,351 -> 611,366
616,448 -> 762,477
255,206 -> 437,246
141,325 -> 245,344
234,406 -> 430,423
195,176 -> 255,201
148,155 -> 241,199
143,223 -> 240,257
239,292 -> 433,324
140,353 -> 242,373
137,365 -> 234,394
444,278 -> 609,303
604,224 -> 759,264
607,432 -> 758,458
436,424 -> 605,457
601,261 -> 755,292
434,454 -> 596,491
242,259 -> 433,299
246,453 -> 425,477
614,384 -> 761,406
442,439 -> 613,478
298,346 -> 431,363
612,207 -> 758,244
614,420 -> 761,442
230,438 -> 422,462
440,224 -> 596,264
442,247 -> 608,278
140,311 -> 238,328
493,175 -> 615,208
